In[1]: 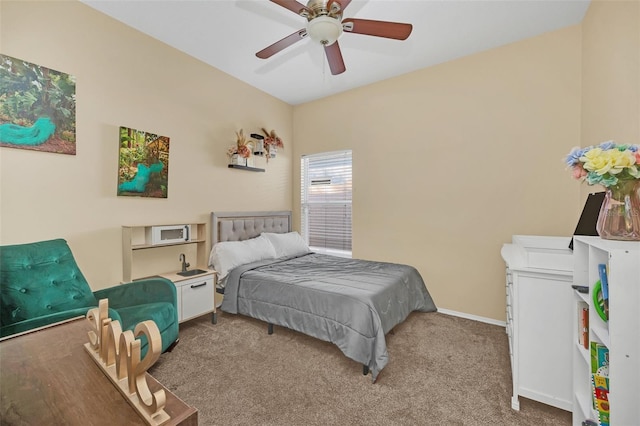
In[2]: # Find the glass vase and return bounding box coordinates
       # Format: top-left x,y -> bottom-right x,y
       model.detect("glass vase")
596,178 -> 640,240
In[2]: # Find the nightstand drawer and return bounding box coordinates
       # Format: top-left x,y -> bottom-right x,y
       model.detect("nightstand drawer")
177,275 -> 214,322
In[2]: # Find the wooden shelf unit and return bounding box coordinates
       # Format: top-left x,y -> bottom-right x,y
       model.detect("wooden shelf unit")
122,222 -> 216,323
122,222 -> 208,283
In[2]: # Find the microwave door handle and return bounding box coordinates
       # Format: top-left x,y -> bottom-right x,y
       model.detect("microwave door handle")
184,225 -> 189,241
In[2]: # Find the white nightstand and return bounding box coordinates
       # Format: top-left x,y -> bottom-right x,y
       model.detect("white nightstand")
160,270 -> 216,324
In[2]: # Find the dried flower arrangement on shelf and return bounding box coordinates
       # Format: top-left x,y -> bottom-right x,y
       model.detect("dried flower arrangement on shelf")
227,129 -> 254,166
261,128 -> 284,162
227,129 -> 252,159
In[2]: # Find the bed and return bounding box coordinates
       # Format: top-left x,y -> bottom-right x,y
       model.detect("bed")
209,211 -> 436,382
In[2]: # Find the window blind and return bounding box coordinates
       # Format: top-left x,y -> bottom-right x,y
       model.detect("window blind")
301,150 -> 352,257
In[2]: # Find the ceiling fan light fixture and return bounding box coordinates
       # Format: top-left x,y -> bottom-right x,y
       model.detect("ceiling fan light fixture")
307,16 -> 343,45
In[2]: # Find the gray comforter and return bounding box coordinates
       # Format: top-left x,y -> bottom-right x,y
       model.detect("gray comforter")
220,253 -> 436,381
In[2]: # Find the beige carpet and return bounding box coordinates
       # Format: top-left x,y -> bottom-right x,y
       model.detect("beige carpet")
150,311 -> 571,426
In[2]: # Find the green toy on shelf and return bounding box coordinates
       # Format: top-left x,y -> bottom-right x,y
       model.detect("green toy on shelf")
592,280 -> 608,322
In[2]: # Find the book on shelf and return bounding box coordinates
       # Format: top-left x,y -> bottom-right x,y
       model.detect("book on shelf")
590,341 -> 610,426
590,341 -> 609,374
578,302 -> 589,349
592,372 -> 610,426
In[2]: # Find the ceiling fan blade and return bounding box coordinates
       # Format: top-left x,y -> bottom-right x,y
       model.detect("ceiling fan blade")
256,29 -> 307,59
342,18 -> 413,40
324,42 -> 346,75
270,0 -> 311,16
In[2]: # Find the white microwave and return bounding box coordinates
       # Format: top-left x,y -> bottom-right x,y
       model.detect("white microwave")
146,224 -> 191,245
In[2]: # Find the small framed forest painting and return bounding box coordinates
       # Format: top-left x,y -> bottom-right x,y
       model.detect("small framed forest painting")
117,126 -> 170,198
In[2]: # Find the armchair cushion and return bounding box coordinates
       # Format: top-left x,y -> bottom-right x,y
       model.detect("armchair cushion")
1,239 -> 97,329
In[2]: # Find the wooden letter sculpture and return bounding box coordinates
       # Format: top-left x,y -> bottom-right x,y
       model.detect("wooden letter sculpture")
85,299 -> 170,425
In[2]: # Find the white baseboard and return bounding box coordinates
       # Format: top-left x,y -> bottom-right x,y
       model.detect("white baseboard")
437,308 -> 506,327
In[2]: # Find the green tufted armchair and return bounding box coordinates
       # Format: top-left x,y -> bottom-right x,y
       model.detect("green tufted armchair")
0,239 -> 179,355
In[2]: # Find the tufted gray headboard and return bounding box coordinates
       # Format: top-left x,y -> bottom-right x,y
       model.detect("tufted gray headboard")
211,211 -> 292,244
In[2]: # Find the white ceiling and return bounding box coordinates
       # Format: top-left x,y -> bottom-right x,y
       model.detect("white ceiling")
81,0 -> 590,105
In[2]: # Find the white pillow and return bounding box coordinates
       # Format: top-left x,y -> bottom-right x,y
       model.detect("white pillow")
208,235 -> 276,280
261,231 -> 310,258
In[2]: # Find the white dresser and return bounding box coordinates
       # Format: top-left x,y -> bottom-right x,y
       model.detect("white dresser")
501,235 -> 574,411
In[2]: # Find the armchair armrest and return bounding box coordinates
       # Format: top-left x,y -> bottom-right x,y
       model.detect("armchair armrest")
93,277 -> 176,310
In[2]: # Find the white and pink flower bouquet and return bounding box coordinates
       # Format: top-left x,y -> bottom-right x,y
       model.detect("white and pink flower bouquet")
261,128 -> 283,161
565,141 -> 640,187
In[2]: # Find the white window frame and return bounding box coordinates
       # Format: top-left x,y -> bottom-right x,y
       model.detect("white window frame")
301,150 -> 352,258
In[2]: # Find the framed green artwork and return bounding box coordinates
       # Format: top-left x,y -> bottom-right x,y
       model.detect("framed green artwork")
118,126 -> 170,198
0,54 -> 76,155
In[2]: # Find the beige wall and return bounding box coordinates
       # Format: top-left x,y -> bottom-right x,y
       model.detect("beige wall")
2,1 -> 637,322
293,26 -> 583,320
581,0 -> 639,157
293,0 -> 640,321
0,1 -> 293,290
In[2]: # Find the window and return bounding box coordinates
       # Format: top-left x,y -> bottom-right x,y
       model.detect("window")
301,150 -> 352,258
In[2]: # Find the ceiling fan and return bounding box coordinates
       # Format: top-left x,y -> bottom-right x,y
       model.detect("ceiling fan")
256,0 -> 413,75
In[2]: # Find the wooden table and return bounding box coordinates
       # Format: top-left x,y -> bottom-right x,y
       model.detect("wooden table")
0,318 -> 197,425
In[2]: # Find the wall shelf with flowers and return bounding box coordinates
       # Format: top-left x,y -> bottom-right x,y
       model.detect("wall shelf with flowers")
565,141 -> 640,240
227,129 -> 263,170
226,128 -> 284,172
